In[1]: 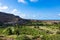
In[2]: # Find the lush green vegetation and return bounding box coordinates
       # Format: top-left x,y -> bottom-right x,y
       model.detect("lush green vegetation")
0,22 -> 60,40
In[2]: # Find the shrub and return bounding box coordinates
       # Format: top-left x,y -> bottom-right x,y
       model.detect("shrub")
8,28 -> 13,35
56,31 -> 60,34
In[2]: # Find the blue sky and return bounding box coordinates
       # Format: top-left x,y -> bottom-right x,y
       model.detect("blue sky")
0,0 -> 60,20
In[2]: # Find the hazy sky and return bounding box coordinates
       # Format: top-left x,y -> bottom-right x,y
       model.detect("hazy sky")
0,0 -> 60,20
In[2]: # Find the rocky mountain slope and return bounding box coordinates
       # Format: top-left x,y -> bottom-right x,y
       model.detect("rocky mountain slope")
0,12 -> 60,26
0,12 -> 22,23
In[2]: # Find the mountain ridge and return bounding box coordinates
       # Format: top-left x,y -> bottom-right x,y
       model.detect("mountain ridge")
0,12 -> 60,26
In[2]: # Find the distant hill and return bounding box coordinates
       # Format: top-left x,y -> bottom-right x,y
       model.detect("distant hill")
0,12 -> 30,25
0,12 -> 60,26
0,12 -> 22,23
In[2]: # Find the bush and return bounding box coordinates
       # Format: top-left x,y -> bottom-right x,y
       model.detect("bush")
23,35 -> 31,40
46,30 -> 53,34
16,35 -> 31,40
15,28 -> 20,35
56,31 -> 60,34
8,28 -> 13,35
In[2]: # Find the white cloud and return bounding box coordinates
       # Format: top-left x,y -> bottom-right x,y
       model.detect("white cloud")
11,9 -> 26,18
30,0 -> 39,2
0,3 -> 9,12
18,0 -> 39,4
0,6 -> 8,11
11,9 -> 20,15
0,6 -> 8,10
11,9 -> 18,13
0,3 -> 8,10
18,0 -> 26,3
19,13 -> 26,18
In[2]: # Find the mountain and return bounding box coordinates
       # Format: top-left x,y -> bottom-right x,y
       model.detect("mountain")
0,12 -> 22,23
0,12 -> 60,26
0,12 -> 31,26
